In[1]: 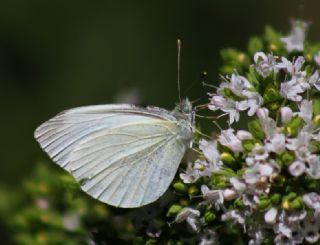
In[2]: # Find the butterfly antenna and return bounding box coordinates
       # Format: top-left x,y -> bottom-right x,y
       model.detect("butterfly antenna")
177,39 -> 182,102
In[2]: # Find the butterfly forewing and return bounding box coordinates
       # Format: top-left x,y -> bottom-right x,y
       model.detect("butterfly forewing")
34,104 -> 186,208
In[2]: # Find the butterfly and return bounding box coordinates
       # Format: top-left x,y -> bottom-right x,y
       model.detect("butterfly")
34,98 -> 195,208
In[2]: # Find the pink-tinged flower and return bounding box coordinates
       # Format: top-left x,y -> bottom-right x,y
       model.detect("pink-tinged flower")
303,193 -> 320,211
305,154 -> 320,179
208,95 -> 239,124
308,71 -> 320,91
219,129 -> 243,152
253,52 -> 279,78
266,133 -> 286,154
288,161 -> 305,177
236,130 -> 252,140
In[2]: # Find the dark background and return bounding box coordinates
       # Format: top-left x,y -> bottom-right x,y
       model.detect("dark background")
0,0 -> 319,185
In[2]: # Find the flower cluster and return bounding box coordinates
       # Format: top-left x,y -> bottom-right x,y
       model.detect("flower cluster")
170,20 -> 320,245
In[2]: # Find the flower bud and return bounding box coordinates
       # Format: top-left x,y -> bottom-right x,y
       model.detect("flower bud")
264,207 -> 278,225
173,181 -> 188,193
236,130 -> 253,140
256,108 -> 269,121
314,115 -> 320,127
290,197 -> 303,210
281,107 -> 293,124
188,185 -> 199,196
258,199 -> 271,211
248,120 -> 265,140
167,204 -> 183,217
286,117 -> 304,137
221,152 -> 236,166
270,193 -> 281,205
242,139 -> 255,151
279,151 -> 295,167
204,211 -> 216,223
223,189 -> 237,201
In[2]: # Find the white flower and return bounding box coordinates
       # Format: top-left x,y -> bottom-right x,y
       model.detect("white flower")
286,128 -> 312,160
254,52 -> 279,78
295,99 -> 313,123
180,162 -> 200,183
288,161 -> 305,177
265,133 -> 286,154
221,210 -> 245,225
175,208 -> 200,232
280,78 -> 305,101
257,108 -> 277,138
280,21 -> 307,52
219,129 -> 243,152
276,56 -> 305,77
230,177 -> 246,192
220,74 -> 251,97
236,91 -> 263,116
199,139 -> 220,164
281,107 -> 293,124
201,185 -> 224,209
265,207 -> 278,225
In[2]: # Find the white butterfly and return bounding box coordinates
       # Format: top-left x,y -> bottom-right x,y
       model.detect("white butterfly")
34,99 -> 195,208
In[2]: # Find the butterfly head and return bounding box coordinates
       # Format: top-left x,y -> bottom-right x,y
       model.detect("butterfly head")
173,98 -> 195,127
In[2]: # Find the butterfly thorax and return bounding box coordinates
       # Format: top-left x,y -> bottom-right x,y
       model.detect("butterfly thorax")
171,98 -> 194,146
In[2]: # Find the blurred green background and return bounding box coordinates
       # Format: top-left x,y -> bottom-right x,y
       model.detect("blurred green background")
1,0 -> 320,185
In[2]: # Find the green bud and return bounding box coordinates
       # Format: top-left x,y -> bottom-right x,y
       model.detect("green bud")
257,198 -> 271,211
188,185 -> 199,196
290,197 -> 303,210
179,198 -> 190,206
279,151 -> 295,167
248,37 -> 263,55
285,117 -> 304,137
167,204 -> 183,217
204,211 -> 216,223
211,174 -> 228,188
263,86 -> 282,104
248,120 -> 265,140
173,181 -> 188,193
234,198 -> 245,209
314,115 -> 320,127
313,99 -> 320,115
242,139 -> 255,152
282,192 -> 299,210
221,152 -> 236,165
267,102 -> 281,112
146,239 -> 157,245
286,192 -> 297,200
270,193 -> 281,205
